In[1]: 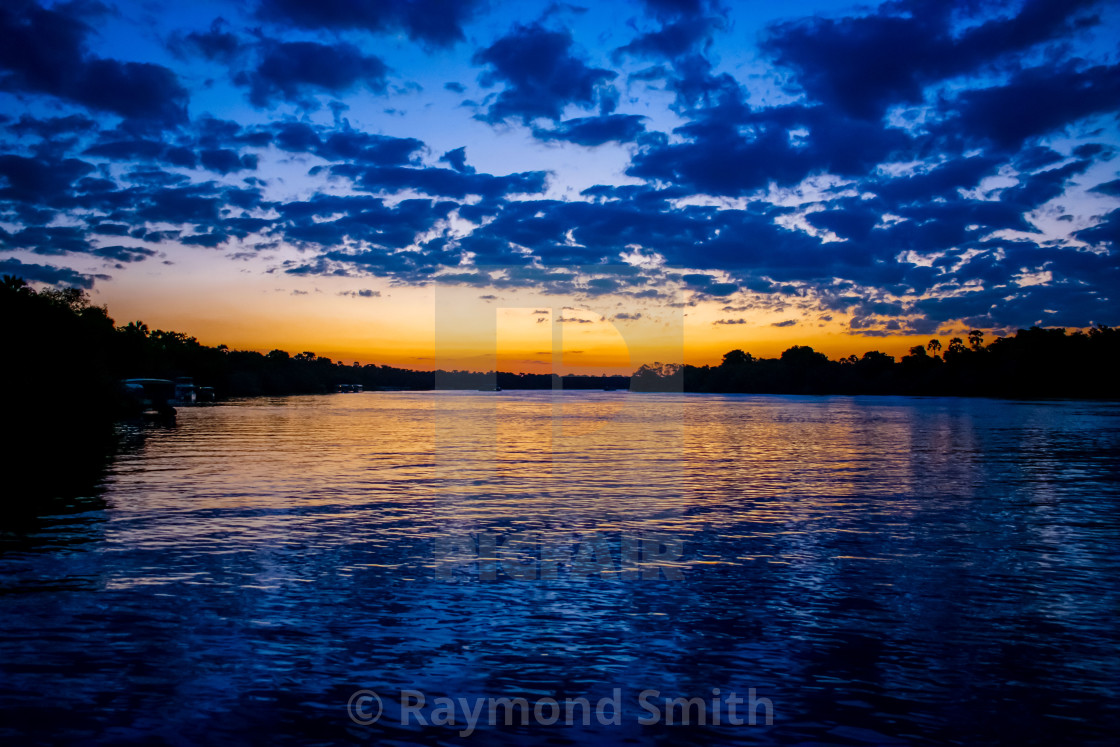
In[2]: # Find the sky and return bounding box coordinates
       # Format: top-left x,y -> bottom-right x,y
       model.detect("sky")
1,0 -> 1119,373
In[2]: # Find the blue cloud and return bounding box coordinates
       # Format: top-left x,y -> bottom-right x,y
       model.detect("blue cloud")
0,2 -> 188,127
944,63 -> 1120,149
439,147 -> 474,173
169,18 -> 244,63
238,40 -> 390,107
257,0 -> 484,47
532,114 -> 646,146
615,16 -> 720,61
328,164 -> 548,200
0,257 -> 105,287
762,0 -> 1104,121
474,24 -> 617,124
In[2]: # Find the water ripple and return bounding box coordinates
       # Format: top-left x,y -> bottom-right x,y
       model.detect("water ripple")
2,392 -> 1119,745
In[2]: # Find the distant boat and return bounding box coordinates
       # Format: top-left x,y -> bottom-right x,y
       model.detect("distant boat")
121,378 -> 177,418
172,377 -> 196,405
477,386 -> 502,392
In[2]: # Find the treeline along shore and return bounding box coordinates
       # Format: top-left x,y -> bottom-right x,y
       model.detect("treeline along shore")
3,274 -> 1118,503
635,328 -> 1120,398
6,274 -> 1120,403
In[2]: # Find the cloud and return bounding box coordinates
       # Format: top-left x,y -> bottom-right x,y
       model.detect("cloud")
92,244 -> 158,262
680,272 -> 739,297
171,120 -> 424,168
0,154 -> 95,204
200,149 -> 257,174
8,114 -> 98,140
628,102 -> 912,195
761,0 -> 1104,121
256,0 -> 485,48
615,16 -> 719,61
327,164 -> 548,199
0,1 -> 188,127
169,17 -> 245,63
85,137 -> 173,162
1076,208 -> 1120,250
135,183 -> 229,224
238,40 -> 390,107
943,63 -> 1120,149
641,0 -> 707,20
532,114 -> 646,145
276,195 -> 464,257
317,129 -> 424,165
3,225 -> 92,255
245,121 -> 423,166
632,51 -> 742,114
0,257 -> 105,287
439,146 -> 474,173
1089,179 -> 1120,197
473,24 -> 617,124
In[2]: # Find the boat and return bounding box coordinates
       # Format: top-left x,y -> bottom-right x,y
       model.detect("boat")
172,377 -> 197,405
121,378 -> 177,418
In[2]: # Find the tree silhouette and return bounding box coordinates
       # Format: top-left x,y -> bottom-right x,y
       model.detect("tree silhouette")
780,345 -> 829,367
969,329 -> 985,350
721,349 -> 752,367
2,275 -> 31,294
121,321 -> 150,337
860,351 -> 894,367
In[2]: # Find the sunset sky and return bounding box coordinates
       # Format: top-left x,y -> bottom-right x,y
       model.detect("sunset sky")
2,0 -> 1119,372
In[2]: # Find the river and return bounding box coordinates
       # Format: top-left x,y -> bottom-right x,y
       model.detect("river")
2,392 -> 1118,744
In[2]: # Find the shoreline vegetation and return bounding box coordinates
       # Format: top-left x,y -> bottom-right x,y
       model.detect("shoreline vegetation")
5,275 -> 1118,400
4,274 -> 1119,503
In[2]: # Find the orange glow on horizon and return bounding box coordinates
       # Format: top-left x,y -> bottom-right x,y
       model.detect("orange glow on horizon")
85,261 -> 988,374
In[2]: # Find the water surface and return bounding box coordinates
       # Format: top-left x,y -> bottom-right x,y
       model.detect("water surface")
2,392 -> 1118,745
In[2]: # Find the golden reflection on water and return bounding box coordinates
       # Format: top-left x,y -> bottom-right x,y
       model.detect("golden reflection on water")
6,391 -> 1120,746
102,391 -> 1112,574
103,393 -> 1073,528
